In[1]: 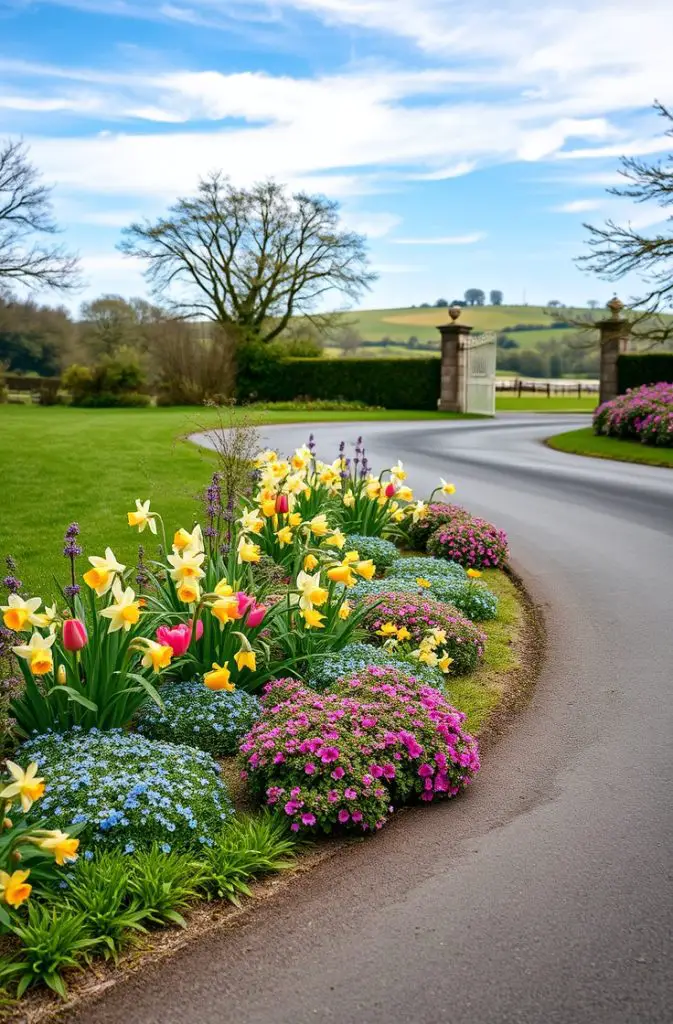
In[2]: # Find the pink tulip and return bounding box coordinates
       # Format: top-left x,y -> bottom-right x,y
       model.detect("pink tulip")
385,482 -> 396,498
62,618 -> 88,652
156,620 -> 203,656
236,592 -> 255,617
245,603 -> 268,628
275,494 -> 289,514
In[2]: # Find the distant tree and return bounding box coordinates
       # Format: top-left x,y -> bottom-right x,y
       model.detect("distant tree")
450,299 -> 467,307
464,288 -> 485,306
419,302 -> 431,308
79,295 -> 166,357
0,139 -> 79,292
434,297 -> 448,307
490,289 -> 503,305
408,335 -> 420,349
120,174 -> 376,343
332,326 -> 362,355
547,299 -> 563,308
496,334 -> 518,350
0,290 -> 78,374
587,299 -> 600,309
380,335 -> 393,347
549,353 -> 563,378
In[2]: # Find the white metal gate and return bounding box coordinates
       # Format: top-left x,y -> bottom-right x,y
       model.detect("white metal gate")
463,333 -> 496,416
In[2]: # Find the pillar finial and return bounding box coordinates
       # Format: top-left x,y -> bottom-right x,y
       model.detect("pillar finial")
606,295 -> 624,320
448,305 -> 462,322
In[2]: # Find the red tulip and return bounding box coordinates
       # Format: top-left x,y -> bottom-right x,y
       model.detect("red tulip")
245,603 -> 267,628
275,493 -> 289,514
385,482 -> 396,498
62,618 -> 88,651
156,620 -> 203,657
236,592 -> 255,617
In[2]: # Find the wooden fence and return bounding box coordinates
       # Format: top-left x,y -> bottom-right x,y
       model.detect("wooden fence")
496,379 -> 599,398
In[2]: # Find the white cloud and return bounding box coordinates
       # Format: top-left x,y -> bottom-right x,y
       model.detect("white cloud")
392,233 -> 485,245
339,212 -> 401,238
554,199 -> 602,213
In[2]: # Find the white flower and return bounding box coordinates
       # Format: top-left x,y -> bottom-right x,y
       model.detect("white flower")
99,579 -> 141,633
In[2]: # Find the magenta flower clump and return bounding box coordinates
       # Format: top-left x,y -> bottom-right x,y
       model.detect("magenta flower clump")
593,383 -> 673,448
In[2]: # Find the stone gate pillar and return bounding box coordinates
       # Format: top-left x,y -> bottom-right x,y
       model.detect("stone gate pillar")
598,296 -> 630,406
437,307 -> 472,412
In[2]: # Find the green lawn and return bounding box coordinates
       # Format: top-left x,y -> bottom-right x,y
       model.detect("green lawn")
496,395 -> 597,413
546,426 -> 673,468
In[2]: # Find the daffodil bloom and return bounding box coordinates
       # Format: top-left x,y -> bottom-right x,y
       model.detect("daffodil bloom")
204,662 -> 235,691
319,467 -> 340,488
417,649 -> 439,666
0,869 -> 31,908
410,501 -> 428,523
438,653 -> 454,673
239,509 -> 264,535
213,579 -> 233,598
167,548 -> 205,583
276,525 -> 294,547
173,524 -> 204,554
355,560 -> 376,581
338,601 -> 352,620
365,478 -> 381,500
343,490 -> 355,508
253,449 -> 277,468
376,622 -> 399,638
302,608 -> 325,629
133,638 -> 173,672
430,628 -> 447,645
0,762 -> 45,812
100,580 -> 141,633
440,479 -> 456,496
392,510 -> 405,523
324,529 -> 346,550
416,577 -> 431,588
396,626 -> 411,642
261,498 -> 277,518
296,570 -> 328,610
30,830 -> 80,866
291,446 -> 311,472
1,594 -> 44,632
12,631 -> 56,676
327,565 -> 356,587
271,460 -> 290,480
57,664 -> 67,685
127,498 -> 157,534
83,547 -> 126,597
343,551 -> 360,565
211,596 -> 241,627
391,461 -> 407,481
303,553 -> 319,571
234,649 -> 257,672
177,580 -> 201,604
289,511 -> 302,527
285,473 -> 306,495
466,568 -> 482,579
397,485 -> 414,503
308,514 -> 330,537
32,602 -> 58,629
237,536 -> 261,564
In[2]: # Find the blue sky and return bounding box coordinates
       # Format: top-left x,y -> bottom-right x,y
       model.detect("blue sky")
1,0 -> 672,313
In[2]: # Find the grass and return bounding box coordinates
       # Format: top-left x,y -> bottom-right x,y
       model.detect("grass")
546,426 -> 673,468
497,395 -> 597,413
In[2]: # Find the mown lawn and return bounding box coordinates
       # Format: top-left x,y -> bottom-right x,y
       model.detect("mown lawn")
496,395 -> 597,413
546,426 -> 673,468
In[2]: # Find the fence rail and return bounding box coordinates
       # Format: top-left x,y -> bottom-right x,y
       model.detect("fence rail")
496,379 -> 599,398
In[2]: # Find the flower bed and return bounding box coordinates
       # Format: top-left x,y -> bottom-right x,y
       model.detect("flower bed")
240,672 -> 480,834
427,518 -> 509,569
593,383 -> 673,448
136,680 -> 261,756
343,534 -> 398,570
306,640 -> 446,692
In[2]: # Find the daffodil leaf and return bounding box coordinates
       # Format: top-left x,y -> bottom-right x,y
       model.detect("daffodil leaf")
46,686 -> 98,712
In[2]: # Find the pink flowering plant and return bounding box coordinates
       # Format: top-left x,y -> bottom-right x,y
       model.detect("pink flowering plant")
239,669 -> 480,834
593,382 -> 673,448
360,591 -> 486,675
405,502 -> 468,551
427,517 -> 509,570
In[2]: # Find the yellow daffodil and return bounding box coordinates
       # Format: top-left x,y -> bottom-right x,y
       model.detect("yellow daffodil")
237,536 -> 261,564
32,602 -> 58,629
1,595 -> 44,632
391,461 -> 407,481
410,501 -> 428,523
303,553 -> 319,571
376,622 -> 399,638
204,662 -> 235,691
327,564 -> 356,587
289,511 -> 302,527
167,548 -> 205,583
0,762 -> 45,813
253,449 -> 277,468
239,509 -> 264,535
275,525 -> 294,547
365,478 -> 381,500
302,608 -> 325,629
234,649 -> 257,672
0,870 -> 31,908
271,460 -> 290,481
214,578 -> 233,598
416,577 -> 431,588
30,830 -> 79,866
354,559 -> 376,581
285,473 -> 306,495
430,628 -> 447,645
438,653 -> 454,673
260,498 -> 277,518
211,596 -> 241,627
12,631 -> 56,676
127,498 -> 157,535
99,580 -> 141,633
440,479 -> 456,496
324,529 -> 346,550
396,626 -> 411,642
291,446 -> 311,472
57,664 -> 67,685
296,570 -> 328,610
177,580 -> 201,604
417,649 -> 438,666
133,638 -> 173,672
343,551 -> 360,564
392,510 -> 405,523
338,601 -> 352,620
83,547 -> 126,597
173,525 -> 202,551
308,514 -> 330,537
467,568 -> 482,579
343,490 -> 355,508
397,485 -> 414,503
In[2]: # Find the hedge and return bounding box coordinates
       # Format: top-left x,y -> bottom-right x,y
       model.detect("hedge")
618,353 -> 673,393
236,348 -> 441,410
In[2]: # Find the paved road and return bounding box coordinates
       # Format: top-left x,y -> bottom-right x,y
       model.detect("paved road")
75,415 -> 673,1024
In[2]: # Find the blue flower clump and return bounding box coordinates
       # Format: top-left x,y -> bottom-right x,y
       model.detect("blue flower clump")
307,641 -> 446,693
344,534 -> 399,570
20,728 -> 234,855
136,679 -> 261,756
386,555 -> 498,621
388,555 -> 467,581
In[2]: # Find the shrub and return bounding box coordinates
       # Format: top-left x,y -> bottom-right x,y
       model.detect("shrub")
427,518 -> 510,569
360,592 -> 486,674
74,391 -> 150,408
65,350 -> 148,407
388,555 -> 467,581
593,382 -> 673,448
617,353 -> 673,393
406,503 -> 469,550
306,640 -> 446,692
135,680 -> 261,756
20,729 -> 233,854
344,534 -> 398,570
240,673 -> 480,834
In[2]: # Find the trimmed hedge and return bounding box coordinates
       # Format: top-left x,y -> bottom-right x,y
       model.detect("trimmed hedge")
618,354 -> 673,393
236,347 -> 440,410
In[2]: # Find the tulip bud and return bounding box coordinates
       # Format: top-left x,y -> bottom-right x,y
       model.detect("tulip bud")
384,482 -> 396,498
3,818 -> 13,830
11,849 -> 21,863
275,493 -> 289,514
57,664 -> 67,685
62,618 -> 88,651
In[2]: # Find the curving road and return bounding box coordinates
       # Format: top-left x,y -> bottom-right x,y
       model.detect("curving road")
74,415 -> 673,1024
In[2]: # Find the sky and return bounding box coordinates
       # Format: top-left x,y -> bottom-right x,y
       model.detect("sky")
1,0 -> 672,314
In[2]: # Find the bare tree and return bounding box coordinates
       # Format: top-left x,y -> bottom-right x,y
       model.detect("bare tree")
0,140 -> 79,291
578,100 -> 673,344
119,174 -> 376,343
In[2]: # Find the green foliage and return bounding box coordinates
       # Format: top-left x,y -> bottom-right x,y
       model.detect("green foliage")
203,813 -> 298,905
617,353 -> 673,392
63,852 -> 148,959
1,903 -> 99,998
64,348 -> 148,407
127,845 -> 207,927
